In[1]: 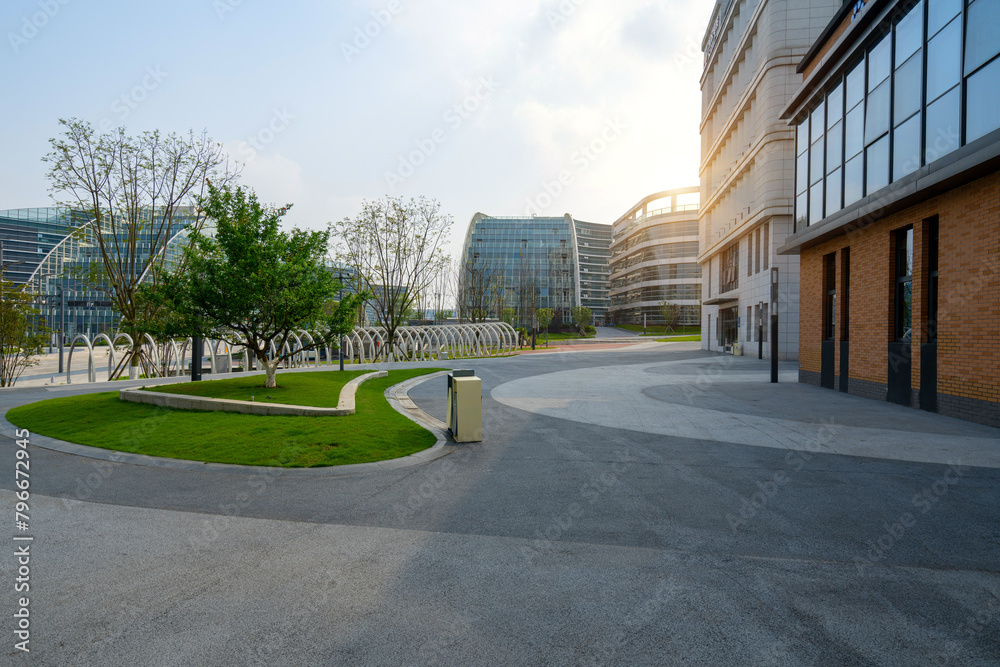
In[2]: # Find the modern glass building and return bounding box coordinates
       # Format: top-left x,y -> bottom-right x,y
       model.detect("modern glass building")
609,188 -> 702,326
0,207 -> 198,340
459,214 -> 612,326
779,0 -> 1000,427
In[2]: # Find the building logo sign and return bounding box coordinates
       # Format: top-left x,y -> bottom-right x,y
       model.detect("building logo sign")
851,0 -> 866,22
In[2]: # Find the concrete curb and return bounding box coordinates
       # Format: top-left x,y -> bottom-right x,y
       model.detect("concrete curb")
1,371 -> 455,477
117,371 -> 387,416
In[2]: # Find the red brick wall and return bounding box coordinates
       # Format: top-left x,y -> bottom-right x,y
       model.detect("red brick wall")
800,170 -> 1000,403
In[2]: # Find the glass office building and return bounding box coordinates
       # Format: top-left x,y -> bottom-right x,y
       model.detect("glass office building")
0,207 -> 198,340
459,214 -> 612,325
609,188 -> 702,326
792,0 -> 1000,231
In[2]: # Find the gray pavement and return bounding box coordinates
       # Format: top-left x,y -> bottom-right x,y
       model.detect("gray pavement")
1,343 -> 998,665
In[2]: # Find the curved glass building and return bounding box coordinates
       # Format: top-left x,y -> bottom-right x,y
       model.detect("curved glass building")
0,206 -> 199,339
459,214 -> 612,326
609,188 -> 702,326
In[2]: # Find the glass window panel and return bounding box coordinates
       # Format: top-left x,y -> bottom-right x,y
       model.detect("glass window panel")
967,55 -> 1000,141
927,18 -> 961,102
966,0 -> 1000,74
846,105 -> 865,158
796,121 -> 808,156
796,151 -> 809,194
893,112 -> 922,180
795,192 -> 808,229
827,82 -> 844,127
925,85 -> 961,162
826,120 -> 843,173
868,36 -> 891,91
865,80 -> 891,143
895,1 -> 924,64
810,138 -> 824,184
809,182 -> 824,224
811,101 -> 826,144
928,0 -> 961,37
845,154 -> 864,205
866,136 -> 890,193
825,168 -> 843,217
847,60 -> 865,109
894,50 -> 922,124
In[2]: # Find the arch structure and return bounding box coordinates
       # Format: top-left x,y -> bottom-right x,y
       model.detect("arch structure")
63,323 -> 519,383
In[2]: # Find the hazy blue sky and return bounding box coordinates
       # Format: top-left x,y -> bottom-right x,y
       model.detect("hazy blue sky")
1,0 -> 713,259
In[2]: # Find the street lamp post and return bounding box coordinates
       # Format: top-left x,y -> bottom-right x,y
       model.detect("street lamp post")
338,271 -> 345,372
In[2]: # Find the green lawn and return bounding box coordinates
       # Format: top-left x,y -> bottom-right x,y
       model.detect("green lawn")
7,368 -> 445,468
147,370 -> 372,407
537,332 -> 591,341
654,335 -> 702,342
615,323 -> 702,335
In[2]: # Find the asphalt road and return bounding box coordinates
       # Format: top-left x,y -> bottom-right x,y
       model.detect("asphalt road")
0,344 -> 998,666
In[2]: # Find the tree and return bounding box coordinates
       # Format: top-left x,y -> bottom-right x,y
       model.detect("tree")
571,306 -> 592,335
0,278 -> 47,387
434,310 -> 452,323
501,308 -> 517,326
659,301 -> 682,333
334,197 -> 452,358
164,183 -> 340,388
43,118 -> 237,379
536,307 -> 554,345
456,252 -> 497,324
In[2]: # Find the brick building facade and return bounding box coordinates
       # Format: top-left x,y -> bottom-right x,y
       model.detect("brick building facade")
779,0 -> 1000,427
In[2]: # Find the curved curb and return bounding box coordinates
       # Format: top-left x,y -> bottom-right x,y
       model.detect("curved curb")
1,372 -> 455,477
118,371 -> 387,416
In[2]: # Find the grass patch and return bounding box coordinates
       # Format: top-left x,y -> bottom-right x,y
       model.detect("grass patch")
654,335 -> 702,342
615,323 -> 702,335
7,368 -> 445,468
147,370 -> 373,408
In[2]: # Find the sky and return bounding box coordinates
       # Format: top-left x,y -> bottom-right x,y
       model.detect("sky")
0,0 -> 713,261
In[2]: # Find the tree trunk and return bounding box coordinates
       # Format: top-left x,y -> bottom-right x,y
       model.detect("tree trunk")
260,357 -> 279,388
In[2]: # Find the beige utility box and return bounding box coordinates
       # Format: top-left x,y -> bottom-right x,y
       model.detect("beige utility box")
447,371 -> 482,443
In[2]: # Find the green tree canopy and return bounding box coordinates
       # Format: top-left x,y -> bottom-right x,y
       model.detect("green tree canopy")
571,306 -> 592,334
162,183 -> 342,388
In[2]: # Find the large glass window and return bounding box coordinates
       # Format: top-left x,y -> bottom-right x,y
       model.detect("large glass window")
894,113 -> 923,179
868,36 -> 892,91
893,52 -> 923,125
896,1 -> 924,62
824,253 -> 837,341
927,18 -> 961,101
826,168 -> 843,217
865,81 -> 891,143
792,0 -> 1000,227
810,181 -> 824,224
926,86 -> 961,160
866,136 -> 890,193
928,0 -> 961,35
846,105 -> 865,158
965,0 -> 1000,74
967,55 -> 1000,141
895,227 -> 914,341
844,154 -> 864,205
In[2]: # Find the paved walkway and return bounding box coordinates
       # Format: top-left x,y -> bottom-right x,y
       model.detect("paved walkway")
0,343 -> 997,665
